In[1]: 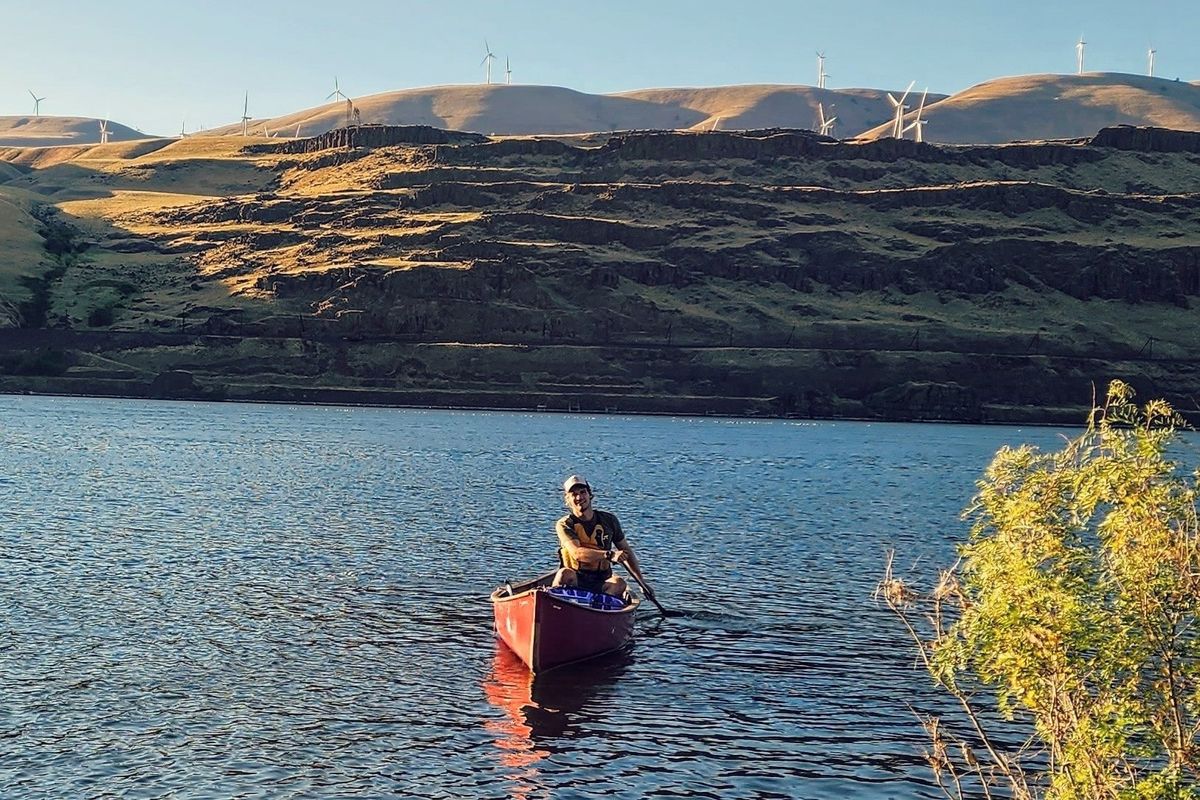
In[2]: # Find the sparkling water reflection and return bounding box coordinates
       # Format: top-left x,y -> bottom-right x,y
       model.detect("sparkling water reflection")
1,395 -> 1095,798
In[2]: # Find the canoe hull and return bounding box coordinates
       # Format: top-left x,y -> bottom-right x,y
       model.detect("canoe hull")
492,574 -> 639,673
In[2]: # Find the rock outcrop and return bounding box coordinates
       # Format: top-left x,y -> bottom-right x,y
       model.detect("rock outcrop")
2,125 -> 1199,422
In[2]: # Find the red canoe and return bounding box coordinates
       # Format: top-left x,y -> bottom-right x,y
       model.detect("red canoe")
491,572 -> 641,673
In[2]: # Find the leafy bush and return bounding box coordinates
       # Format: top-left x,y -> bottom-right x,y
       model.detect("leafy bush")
0,348 -> 74,376
880,380 -> 1200,799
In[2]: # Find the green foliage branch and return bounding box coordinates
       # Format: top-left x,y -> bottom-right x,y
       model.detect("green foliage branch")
879,381 -> 1200,799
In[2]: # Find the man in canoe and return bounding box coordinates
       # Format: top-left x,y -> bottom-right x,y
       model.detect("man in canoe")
552,474 -> 654,600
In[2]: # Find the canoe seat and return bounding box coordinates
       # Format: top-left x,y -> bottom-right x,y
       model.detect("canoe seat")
547,586 -> 628,611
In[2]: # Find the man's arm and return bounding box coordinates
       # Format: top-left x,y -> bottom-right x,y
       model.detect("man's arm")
556,518 -> 609,570
612,539 -> 656,598
603,513 -> 639,571
611,539 -> 642,572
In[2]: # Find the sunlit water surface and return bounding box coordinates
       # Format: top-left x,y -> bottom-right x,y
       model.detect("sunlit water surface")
0,395 -> 1138,799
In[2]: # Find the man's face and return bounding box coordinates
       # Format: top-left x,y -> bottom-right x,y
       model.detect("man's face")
566,485 -> 592,517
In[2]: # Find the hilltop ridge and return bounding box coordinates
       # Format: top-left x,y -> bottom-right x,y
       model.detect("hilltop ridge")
5,73 -> 1200,148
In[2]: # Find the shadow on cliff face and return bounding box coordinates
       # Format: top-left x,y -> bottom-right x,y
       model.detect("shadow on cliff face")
1,125 -> 1199,422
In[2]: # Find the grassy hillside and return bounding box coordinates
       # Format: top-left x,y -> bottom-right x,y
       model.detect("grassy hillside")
860,73 -> 1200,144
12,75 -> 1199,149
0,124 -> 1197,422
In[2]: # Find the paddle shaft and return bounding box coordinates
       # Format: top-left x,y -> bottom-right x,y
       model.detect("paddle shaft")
619,559 -> 669,616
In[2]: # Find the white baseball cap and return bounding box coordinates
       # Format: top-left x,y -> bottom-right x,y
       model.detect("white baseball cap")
562,474 -> 591,493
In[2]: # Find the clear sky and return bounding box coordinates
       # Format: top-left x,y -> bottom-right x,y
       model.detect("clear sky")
1,0 -> 1195,136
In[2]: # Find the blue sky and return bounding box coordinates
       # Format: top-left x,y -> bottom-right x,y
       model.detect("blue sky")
1,0 -> 1195,136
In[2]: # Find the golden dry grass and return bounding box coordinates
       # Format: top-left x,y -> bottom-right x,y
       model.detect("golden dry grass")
0,123 -> 1195,366
861,72 -> 1200,144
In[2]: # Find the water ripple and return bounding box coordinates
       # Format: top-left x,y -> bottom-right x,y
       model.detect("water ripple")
1,396 -> 1156,798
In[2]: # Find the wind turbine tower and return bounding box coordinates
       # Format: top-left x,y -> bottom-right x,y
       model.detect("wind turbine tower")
98,119 -> 110,145
506,57 -> 512,85
241,93 -> 251,137
1076,36 -> 1086,75
28,90 -> 46,116
1148,47 -> 1156,77
481,41 -> 497,84
887,81 -> 915,138
816,52 -> 827,89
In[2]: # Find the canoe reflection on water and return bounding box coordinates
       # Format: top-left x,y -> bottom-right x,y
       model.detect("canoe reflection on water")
482,641 -> 633,791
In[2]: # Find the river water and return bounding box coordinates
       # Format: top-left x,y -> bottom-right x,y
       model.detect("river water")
0,396 -> 1090,799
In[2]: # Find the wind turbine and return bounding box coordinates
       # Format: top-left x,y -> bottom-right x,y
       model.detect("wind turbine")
816,51 -> 827,89
505,56 -> 512,85
902,88 -> 929,142
98,119 -> 110,144
326,76 -> 349,103
28,90 -> 46,116
179,119 -> 187,139
1076,35 -> 1086,75
887,80 -> 915,138
481,40 -> 497,84
241,92 -> 251,136
817,103 -> 837,137
1148,47 -> 1156,77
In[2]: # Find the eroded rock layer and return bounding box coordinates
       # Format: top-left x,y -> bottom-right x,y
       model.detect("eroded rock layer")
0,125 -> 1197,422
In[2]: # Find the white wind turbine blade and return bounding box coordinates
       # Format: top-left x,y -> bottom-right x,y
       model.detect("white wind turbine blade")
889,81 -> 915,138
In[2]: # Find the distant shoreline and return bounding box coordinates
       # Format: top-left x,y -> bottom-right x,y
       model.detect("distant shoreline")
0,385 -> 1101,428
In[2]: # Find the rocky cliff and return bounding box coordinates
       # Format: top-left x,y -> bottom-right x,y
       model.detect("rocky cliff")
0,124 -> 1197,422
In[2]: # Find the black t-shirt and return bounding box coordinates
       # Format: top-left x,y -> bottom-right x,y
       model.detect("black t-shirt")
556,509 -> 626,573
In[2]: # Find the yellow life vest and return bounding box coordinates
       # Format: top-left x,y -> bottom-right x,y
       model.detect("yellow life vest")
560,517 -> 614,572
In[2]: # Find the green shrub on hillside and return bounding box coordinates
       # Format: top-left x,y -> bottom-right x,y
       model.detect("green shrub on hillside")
880,381 -> 1200,799
0,348 -> 75,376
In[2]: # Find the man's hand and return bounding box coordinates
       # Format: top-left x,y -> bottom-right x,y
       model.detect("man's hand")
610,549 -> 628,566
